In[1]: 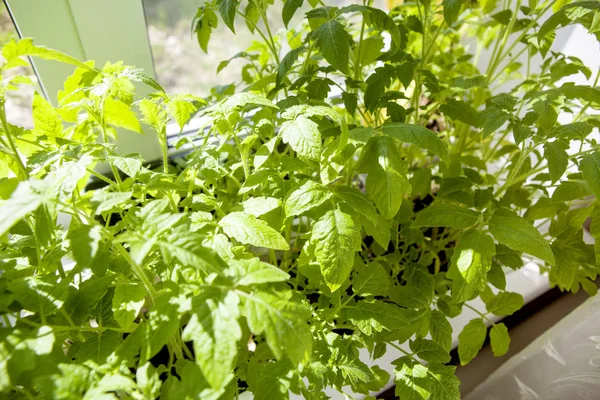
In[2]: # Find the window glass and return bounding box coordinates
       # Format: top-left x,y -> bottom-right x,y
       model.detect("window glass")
0,3 -> 42,128
142,0 -> 383,96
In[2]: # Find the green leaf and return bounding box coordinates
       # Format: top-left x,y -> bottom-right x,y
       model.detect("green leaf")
492,9 -> 513,24
489,323 -> 510,356
549,122 -> 593,140
212,92 -> 277,117
243,290 -> 312,364
139,98 -> 168,132
356,136 -> 412,219
65,276 -> 114,325
549,239 -> 589,290
488,209 -> 555,265
410,338 -> 451,364
277,46 -> 304,87
280,116 -> 322,161
333,186 -> 379,222
168,97 -> 198,130
10,276 -> 67,315
2,38 -> 94,71
439,99 -> 480,127
478,106 -> 510,138
154,227 -> 226,275
347,300 -> 410,335
283,0 -> 304,27
488,262 -> 507,290
33,93 -> 63,137
312,209 -> 361,291
352,261 -> 389,296
590,206 -> 600,265
485,291 -> 524,316
338,358 -> 375,389
69,331 -> 122,363
443,0 -> 465,26
580,151 -> 600,200
544,141 -> 569,183
306,78 -> 332,100
394,358 -> 431,400
412,203 -> 479,229
490,93 -> 517,111
68,223 -> 103,268
141,295 -> 183,363
513,123 -> 533,145
112,156 -> 142,178
194,6 -> 219,53
104,98 -> 141,133
313,20 -> 350,74
220,212 -> 289,250
428,364 -> 461,400
284,180 -> 331,217
458,318 -> 486,365
227,258 -> 289,286
242,196 -> 281,217
388,285 -> 430,309
123,68 -> 165,92
217,0 -> 240,33
91,191 -> 133,215
182,290 -> 241,390
355,36 -> 384,66
342,91 -> 358,116
380,123 -> 450,163
359,212 -> 392,249
551,180 -> 592,202
0,181 -> 48,236
430,310 -> 453,351
112,283 -> 147,330
34,205 -> 53,247
447,230 -> 496,302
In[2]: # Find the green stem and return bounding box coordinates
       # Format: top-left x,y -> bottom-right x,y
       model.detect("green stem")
183,168 -> 197,213
491,1 -> 553,73
86,168 -> 118,187
300,41 -> 316,76
232,134 -> 250,180
354,18 -> 366,81
237,11 -> 279,64
325,294 -> 357,323
489,44 -> 528,83
464,303 -> 496,326
161,131 -> 169,174
261,12 -> 280,65
495,145 -> 531,196
114,241 -> 156,302
0,101 -> 29,179
388,341 -> 413,357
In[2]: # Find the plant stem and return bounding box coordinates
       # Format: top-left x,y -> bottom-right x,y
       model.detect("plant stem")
161,132 -> 169,174
495,144 -> 531,196
354,18 -> 366,81
388,341 -> 413,357
86,168 -> 118,187
114,241 -> 156,302
464,303 -> 496,326
0,101 -> 29,179
261,12 -> 280,65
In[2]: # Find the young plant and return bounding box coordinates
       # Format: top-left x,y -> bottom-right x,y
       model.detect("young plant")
1,0 -> 599,398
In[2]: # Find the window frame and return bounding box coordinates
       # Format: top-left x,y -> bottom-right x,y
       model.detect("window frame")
5,0 -> 163,161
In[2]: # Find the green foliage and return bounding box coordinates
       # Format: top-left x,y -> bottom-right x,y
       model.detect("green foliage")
1,0 -> 599,398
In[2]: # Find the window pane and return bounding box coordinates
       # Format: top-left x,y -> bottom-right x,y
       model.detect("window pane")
143,0 -> 254,96
142,0 -> 380,96
0,3 -> 42,129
